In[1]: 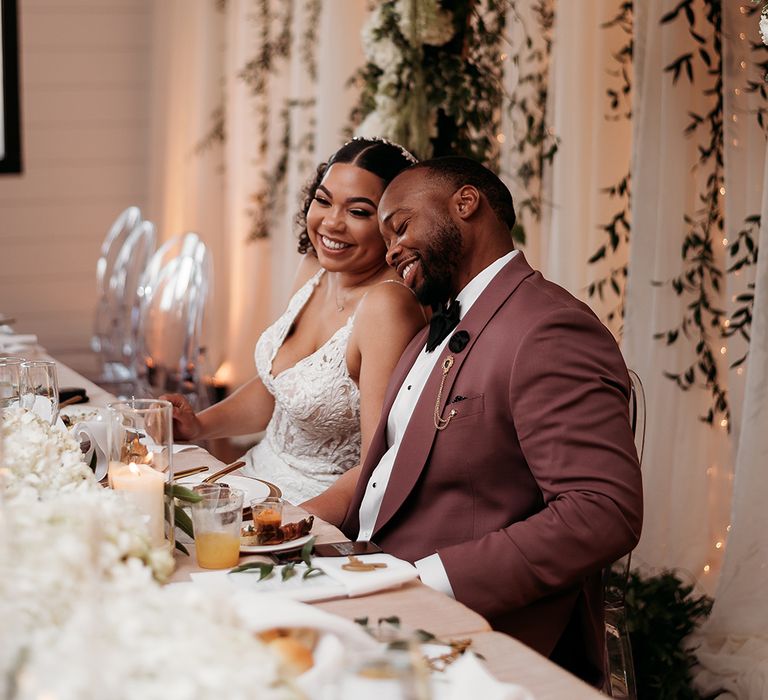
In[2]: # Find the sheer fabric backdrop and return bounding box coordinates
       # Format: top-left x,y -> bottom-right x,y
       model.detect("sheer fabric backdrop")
145,3 -> 768,690
147,0 -> 364,386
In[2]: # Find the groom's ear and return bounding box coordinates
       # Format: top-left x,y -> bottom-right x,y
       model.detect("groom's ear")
451,185 -> 481,220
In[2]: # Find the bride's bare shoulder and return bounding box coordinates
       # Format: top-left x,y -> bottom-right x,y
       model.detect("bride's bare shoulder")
355,278 -> 427,331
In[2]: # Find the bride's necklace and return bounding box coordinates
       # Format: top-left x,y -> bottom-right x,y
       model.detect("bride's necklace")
335,286 -> 349,312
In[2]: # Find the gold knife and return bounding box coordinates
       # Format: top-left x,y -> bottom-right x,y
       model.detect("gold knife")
173,466 -> 209,480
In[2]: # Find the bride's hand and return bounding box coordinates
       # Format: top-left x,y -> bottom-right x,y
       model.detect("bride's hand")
161,393 -> 203,442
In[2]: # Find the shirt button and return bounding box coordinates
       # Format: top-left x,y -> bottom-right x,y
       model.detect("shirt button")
407,385 -> 412,390
372,482 -> 377,488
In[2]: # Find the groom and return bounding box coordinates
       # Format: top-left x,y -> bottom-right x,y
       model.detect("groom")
304,156 -> 643,685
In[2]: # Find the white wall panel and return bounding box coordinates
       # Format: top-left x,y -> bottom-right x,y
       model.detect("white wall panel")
0,0 -> 153,377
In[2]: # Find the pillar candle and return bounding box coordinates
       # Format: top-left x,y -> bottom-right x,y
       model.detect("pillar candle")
110,461 -> 165,546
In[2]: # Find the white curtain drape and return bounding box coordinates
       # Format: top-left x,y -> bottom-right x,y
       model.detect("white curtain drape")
694,138 -> 768,700
691,5 -> 768,698
540,0 -> 631,339
148,0 -> 365,386
621,0 -> 733,588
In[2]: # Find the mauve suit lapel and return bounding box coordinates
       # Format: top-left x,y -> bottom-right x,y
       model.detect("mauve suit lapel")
371,252 -> 536,537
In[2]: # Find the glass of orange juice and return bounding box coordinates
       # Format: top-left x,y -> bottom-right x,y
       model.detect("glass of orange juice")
190,485 -> 244,569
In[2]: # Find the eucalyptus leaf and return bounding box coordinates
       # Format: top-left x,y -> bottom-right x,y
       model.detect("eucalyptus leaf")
228,562 -> 275,580
174,505 -> 194,539
302,567 -> 324,580
171,485 -> 203,503
301,536 -> 316,567
281,563 -> 297,581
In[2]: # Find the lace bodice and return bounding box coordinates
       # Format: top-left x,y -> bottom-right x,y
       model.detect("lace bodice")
243,269 -> 361,502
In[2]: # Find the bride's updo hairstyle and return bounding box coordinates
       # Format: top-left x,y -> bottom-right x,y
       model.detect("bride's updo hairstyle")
297,137 -> 418,255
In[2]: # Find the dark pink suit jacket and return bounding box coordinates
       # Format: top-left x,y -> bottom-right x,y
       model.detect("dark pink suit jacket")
340,253 -> 643,684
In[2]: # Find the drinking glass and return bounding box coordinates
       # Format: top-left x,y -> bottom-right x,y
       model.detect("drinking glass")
0,358 -> 24,409
20,360 -> 59,424
191,485 -> 244,569
337,643 -> 432,700
250,496 -> 284,544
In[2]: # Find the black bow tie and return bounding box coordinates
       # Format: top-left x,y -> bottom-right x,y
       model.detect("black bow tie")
425,300 -> 461,352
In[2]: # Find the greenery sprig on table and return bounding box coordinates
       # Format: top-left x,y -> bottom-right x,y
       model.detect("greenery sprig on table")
169,483 -> 203,556
228,536 -> 324,580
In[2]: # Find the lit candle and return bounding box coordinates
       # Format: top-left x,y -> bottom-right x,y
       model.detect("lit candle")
110,461 -> 165,545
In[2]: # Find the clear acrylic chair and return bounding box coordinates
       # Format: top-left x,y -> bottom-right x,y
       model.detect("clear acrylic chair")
603,369 -> 646,698
135,232 -> 212,409
91,208 -> 156,388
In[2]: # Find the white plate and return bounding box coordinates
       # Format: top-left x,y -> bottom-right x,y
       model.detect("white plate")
240,532 -> 314,554
60,404 -> 103,425
178,474 -> 271,504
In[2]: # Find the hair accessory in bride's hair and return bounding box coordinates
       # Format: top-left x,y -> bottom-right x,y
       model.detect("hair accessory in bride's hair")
345,136 -> 419,165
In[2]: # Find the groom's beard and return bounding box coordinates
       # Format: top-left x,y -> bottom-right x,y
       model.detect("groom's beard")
415,217 -> 463,308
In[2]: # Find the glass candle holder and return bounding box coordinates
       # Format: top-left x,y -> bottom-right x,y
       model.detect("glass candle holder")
107,399 -> 174,550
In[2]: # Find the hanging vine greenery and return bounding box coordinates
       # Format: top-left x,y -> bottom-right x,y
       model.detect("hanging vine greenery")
587,1 -> 633,330
654,0 -> 729,428
199,0 -> 321,241
503,0 -> 558,240
722,3 -> 767,373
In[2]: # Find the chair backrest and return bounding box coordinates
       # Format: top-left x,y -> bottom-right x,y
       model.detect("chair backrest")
112,221 -> 157,366
91,207 -> 151,378
627,369 -> 646,466
605,368 -> 646,607
136,232 -> 212,407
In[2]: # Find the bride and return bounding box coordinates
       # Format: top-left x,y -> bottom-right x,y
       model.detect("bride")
165,138 -> 426,503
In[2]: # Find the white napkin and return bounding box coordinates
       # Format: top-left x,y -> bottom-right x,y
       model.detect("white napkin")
191,553 -> 419,602
434,653 -> 535,700
0,333 -> 37,349
313,553 -> 419,597
71,420 -> 109,480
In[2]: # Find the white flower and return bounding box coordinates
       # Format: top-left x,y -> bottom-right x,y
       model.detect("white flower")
395,0 -> 454,46
14,582 -> 294,700
1,407 -> 96,500
761,10 -> 768,46
368,35 -> 402,71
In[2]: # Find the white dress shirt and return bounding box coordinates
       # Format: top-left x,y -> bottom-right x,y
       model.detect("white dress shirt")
356,250 -> 519,596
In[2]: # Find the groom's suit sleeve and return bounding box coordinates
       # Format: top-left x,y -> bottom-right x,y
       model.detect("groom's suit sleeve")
436,306 -> 643,620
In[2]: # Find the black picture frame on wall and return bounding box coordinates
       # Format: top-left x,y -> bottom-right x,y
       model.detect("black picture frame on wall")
1,0 -> 22,174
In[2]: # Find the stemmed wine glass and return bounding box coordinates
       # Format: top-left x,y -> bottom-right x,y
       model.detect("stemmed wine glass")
20,360 -> 59,425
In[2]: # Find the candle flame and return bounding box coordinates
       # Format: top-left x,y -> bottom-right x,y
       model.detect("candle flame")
129,462 -> 141,476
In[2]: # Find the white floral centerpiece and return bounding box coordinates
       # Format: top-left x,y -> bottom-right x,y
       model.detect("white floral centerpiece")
0,408 -> 308,698
12,573 -> 292,700
1,406 -> 95,499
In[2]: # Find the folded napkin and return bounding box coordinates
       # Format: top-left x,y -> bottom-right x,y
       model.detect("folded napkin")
71,420 -> 109,480
191,553 -> 419,602
312,553 -> 419,597
434,653 -> 535,700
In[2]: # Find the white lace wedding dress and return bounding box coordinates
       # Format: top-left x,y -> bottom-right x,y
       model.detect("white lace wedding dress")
242,269 -> 361,503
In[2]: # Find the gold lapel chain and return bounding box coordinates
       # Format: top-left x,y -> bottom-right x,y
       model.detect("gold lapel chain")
434,355 -> 457,430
